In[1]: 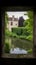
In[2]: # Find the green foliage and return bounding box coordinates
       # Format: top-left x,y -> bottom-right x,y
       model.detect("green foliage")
23,11 -> 33,41
27,49 -> 32,54
5,38 -> 9,44
23,20 -> 28,27
12,27 -> 32,40
12,37 -> 33,50
12,33 -> 18,38
5,12 -> 8,24
26,34 -> 33,41
12,27 -> 30,36
19,36 -> 26,39
5,12 -> 11,37
5,29 -> 12,37
4,43 -> 10,53
27,11 -> 33,19
12,27 -> 22,35
5,12 -> 12,38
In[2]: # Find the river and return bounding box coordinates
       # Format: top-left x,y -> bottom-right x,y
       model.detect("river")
10,47 -> 28,54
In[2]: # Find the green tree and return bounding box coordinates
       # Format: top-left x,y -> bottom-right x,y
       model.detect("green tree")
5,12 -> 8,29
5,12 -> 12,37
23,11 -> 33,40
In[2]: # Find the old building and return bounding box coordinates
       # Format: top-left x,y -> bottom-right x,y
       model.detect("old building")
7,15 -> 18,31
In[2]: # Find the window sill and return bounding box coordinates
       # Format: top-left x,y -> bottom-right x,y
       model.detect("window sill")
2,53 -> 34,58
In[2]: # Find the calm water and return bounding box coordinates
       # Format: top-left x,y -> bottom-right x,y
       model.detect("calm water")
10,47 -> 28,54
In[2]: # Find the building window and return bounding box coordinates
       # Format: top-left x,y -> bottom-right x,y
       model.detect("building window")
16,24 -> 17,25
11,22 -> 13,25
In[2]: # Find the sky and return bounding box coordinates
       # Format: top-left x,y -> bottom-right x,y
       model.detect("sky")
7,11 -> 29,20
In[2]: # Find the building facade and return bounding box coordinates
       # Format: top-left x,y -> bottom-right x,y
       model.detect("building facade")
7,15 -> 18,31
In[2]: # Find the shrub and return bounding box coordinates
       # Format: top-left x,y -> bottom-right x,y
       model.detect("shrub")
4,43 -> 10,53
12,27 -> 22,35
12,33 -> 19,38
27,49 -> 32,54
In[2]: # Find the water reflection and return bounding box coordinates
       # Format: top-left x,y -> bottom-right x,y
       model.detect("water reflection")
10,47 -> 28,54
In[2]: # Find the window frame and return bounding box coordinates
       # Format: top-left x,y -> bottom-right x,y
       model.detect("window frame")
1,6 -> 36,58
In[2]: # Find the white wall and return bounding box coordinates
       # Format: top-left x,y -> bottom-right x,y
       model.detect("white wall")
11,21 -> 18,27
7,21 -> 18,31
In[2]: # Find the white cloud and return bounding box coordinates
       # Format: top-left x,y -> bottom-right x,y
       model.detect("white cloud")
6,12 -> 29,20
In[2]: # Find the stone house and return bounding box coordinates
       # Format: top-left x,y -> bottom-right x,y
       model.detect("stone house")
7,15 -> 18,31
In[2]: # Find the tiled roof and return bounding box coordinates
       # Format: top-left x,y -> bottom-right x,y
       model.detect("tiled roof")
8,17 -> 18,21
